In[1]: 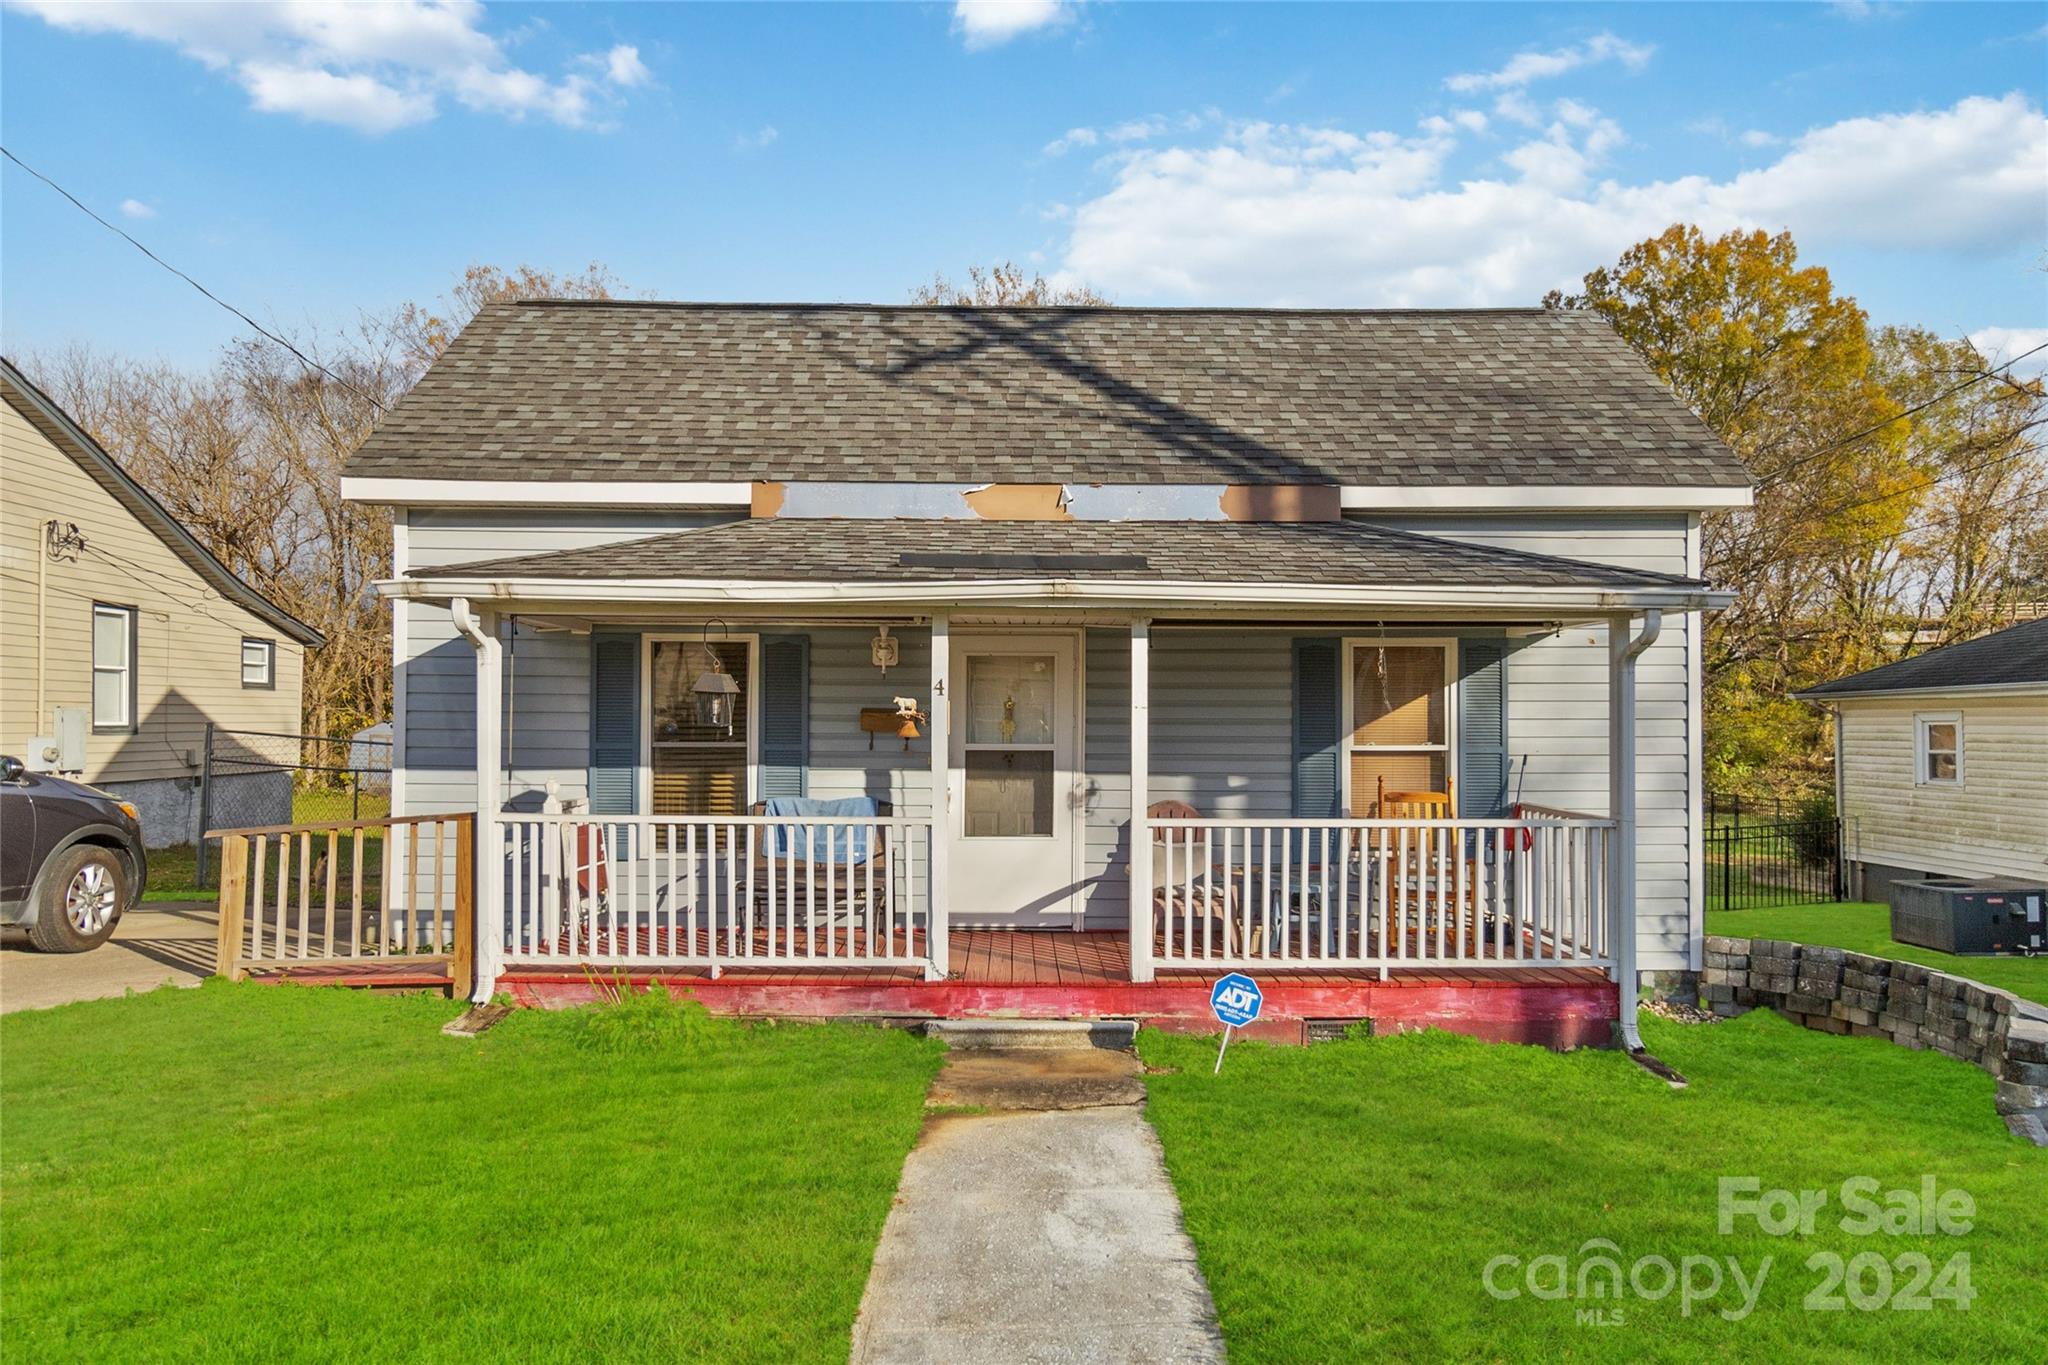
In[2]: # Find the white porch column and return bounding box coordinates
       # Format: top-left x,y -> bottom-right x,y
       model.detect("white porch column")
926,612 -> 951,982
1130,618 -> 1153,983
1608,608 -> 1661,1050
450,598 -> 502,1004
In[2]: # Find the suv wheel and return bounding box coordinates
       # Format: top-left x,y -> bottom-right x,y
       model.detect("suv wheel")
29,846 -> 126,953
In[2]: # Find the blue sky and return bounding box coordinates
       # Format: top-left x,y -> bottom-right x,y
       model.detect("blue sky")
3,2 -> 2044,373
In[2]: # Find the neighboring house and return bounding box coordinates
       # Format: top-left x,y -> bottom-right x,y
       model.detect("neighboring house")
1799,617 -> 2048,899
1,360 -> 323,847
340,301 -> 1748,1031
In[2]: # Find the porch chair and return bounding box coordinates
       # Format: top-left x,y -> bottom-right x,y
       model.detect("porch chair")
1372,774 -> 1482,955
751,797 -> 894,948
1149,800 -> 1243,957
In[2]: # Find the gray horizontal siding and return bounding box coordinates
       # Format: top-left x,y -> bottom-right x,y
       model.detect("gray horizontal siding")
1358,513 -> 1698,971
398,509 -> 740,816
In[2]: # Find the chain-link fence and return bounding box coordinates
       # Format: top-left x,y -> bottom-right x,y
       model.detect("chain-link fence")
195,724 -> 392,887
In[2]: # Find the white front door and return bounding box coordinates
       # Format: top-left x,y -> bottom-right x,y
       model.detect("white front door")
948,633 -> 1080,927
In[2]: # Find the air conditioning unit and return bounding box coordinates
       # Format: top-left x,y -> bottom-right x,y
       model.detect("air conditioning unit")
1889,878 -> 2047,957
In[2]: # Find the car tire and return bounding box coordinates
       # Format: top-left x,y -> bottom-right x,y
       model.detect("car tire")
28,845 -> 126,953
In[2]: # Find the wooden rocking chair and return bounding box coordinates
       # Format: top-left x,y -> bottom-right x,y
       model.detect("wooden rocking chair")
1373,775 -> 1481,953
1149,800 -> 1244,956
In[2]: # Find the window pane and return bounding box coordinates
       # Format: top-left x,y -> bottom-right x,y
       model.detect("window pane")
1353,752 -> 1448,811
242,641 -> 270,683
652,746 -> 746,816
1353,646 -> 1443,747
94,608 -> 128,666
1927,752 -> 1957,781
650,641 -> 749,744
964,750 -> 1054,837
966,655 -> 1055,745
93,669 -> 126,725
1924,723 -> 1956,754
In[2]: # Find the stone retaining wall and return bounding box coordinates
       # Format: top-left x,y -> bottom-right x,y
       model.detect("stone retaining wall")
1702,935 -> 2048,1145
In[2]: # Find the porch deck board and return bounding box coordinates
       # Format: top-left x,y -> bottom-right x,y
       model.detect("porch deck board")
244,931 -> 1611,993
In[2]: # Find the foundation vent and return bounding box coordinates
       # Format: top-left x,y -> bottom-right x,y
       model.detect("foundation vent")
1304,1018 -> 1371,1043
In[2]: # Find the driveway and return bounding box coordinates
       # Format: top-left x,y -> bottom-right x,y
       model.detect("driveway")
0,903 -> 217,1013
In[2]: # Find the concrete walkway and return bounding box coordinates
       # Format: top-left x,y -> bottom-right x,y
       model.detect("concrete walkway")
0,903 -> 216,1013
851,1042 -> 1225,1364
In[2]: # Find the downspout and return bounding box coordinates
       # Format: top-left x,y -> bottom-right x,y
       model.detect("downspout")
1610,609 -> 1662,1052
450,597 -> 503,1004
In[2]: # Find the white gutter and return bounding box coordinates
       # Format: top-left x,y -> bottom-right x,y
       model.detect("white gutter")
1343,485 -> 1753,512
1610,608 -> 1662,1053
449,596 -> 503,1004
342,476 -> 1753,514
1792,681 -> 2048,702
342,477 -> 752,507
380,575 -> 1731,614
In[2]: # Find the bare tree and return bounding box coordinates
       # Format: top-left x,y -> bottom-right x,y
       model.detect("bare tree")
909,261 -> 1110,306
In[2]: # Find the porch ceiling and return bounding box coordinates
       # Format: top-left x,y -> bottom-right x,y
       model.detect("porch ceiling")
388,518 -> 1726,617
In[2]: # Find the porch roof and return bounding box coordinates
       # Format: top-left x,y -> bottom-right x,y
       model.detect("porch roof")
389,517 -> 1726,615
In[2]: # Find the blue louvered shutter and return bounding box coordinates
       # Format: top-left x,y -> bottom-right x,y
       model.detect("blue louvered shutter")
1292,637 -> 1342,818
1457,639 -> 1510,817
588,631 -> 641,814
757,634 -> 809,799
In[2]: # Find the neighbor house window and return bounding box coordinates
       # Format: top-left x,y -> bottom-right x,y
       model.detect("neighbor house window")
1915,712 -> 1962,786
241,638 -> 276,689
646,637 -> 753,816
92,603 -> 137,733
1347,640 -> 1456,813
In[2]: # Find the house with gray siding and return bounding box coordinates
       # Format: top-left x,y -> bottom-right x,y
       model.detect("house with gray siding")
341,302 -> 1748,1043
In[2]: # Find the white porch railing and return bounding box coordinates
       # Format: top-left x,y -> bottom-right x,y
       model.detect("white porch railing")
495,814 -> 938,976
1149,816 -> 1616,972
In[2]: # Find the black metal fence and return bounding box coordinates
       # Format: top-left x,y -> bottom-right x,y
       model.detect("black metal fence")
194,724 -> 391,887
1705,814 -> 1842,911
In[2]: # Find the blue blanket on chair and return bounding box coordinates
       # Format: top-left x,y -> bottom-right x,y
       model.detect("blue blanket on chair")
765,796 -> 880,863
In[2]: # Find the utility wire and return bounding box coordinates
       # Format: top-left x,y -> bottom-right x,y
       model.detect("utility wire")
1,144 -> 388,413
1754,338 -> 2048,491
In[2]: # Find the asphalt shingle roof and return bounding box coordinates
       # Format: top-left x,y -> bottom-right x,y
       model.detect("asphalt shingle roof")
1800,617 -> 2048,697
409,517 -> 1703,590
350,301 -> 1748,488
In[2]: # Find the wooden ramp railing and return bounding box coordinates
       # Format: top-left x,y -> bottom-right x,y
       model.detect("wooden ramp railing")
211,813 -> 473,990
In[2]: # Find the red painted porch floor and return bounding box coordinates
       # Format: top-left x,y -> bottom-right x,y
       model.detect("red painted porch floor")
246,931 -> 1618,1047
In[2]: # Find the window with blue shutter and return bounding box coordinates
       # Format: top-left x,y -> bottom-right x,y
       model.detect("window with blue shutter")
757,634 -> 810,799
588,630 -> 642,813
1457,638 -> 1510,817
1292,637 -> 1342,818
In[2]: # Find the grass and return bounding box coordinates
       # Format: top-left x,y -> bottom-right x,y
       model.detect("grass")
1139,1013 -> 2047,1362
0,983 -> 943,1363
1707,901 -> 2048,1003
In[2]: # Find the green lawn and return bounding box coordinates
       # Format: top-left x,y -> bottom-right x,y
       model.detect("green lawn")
0,983 -> 943,1363
1140,1013 -> 2046,1363
1707,901 -> 2048,1003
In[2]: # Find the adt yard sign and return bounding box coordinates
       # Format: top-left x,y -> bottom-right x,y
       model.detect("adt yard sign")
1210,974 -> 1262,1073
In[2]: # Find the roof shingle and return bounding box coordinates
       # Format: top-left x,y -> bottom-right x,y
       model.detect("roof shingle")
408,517 -> 1704,590
351,301 -> 1747,488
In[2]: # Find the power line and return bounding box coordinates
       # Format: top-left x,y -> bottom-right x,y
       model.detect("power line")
1,144 -> 388,414
1754,338 -> 2048,491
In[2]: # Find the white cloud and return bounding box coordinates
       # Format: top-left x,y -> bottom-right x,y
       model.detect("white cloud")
6,0 -> 648,134
1445,32 -> 1653,93
734,124 -> 779,151
116,197 -> 155,220
1044,110 -> 1210,157
953,0 -> 1070,50
1739,128 -> 1783,148
603,44 -> 650,88
1967,326 -> 2048,382
1051,94 -> 2048,307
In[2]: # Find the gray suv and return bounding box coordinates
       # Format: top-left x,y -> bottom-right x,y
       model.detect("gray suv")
0,756 -> 147,952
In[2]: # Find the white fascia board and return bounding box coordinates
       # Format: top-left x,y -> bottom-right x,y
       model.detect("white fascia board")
381,575 -> 1729,614
1341,485 -> 1754,512
341,477 -> 751,507
1793,682 -> 2048,702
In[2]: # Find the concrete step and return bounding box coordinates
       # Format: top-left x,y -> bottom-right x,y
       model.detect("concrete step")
923,1018 -> 1138,1051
